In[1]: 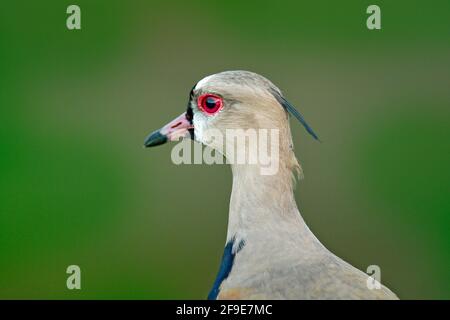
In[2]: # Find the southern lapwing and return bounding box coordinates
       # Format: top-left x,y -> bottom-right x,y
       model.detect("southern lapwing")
144,70 -> 398,300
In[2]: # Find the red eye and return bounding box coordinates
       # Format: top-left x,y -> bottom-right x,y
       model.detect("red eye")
198,94 -> 223,115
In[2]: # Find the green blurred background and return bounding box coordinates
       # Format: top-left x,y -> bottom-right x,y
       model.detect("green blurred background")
0,0 -> 449,299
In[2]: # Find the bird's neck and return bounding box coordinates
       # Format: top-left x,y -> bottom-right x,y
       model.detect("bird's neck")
226,161 -> 308,247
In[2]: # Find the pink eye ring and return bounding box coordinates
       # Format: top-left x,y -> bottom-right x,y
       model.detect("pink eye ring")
197,94 -> 223,115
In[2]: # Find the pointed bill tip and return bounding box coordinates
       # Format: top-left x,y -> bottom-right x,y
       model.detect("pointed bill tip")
144,130 -> 168,148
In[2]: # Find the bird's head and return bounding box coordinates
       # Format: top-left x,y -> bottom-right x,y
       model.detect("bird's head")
144,71 -> 318,175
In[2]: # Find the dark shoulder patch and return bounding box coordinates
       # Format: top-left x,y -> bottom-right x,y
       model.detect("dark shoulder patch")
207,238 -> 245,300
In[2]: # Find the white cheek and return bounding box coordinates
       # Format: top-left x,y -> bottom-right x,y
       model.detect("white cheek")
193,112 -> 208,143
194,113 -> 224,151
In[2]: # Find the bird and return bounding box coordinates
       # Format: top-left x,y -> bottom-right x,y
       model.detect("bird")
144,70 -> 398,300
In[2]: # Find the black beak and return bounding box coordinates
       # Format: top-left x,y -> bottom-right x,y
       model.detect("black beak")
144,130 -> 168,148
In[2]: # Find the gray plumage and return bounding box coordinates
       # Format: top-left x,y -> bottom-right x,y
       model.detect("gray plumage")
146,70 -> 398,300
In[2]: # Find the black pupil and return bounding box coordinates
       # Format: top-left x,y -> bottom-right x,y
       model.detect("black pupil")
205,97 -> 217,109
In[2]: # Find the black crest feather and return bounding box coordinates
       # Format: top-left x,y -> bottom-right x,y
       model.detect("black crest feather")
270,89 -> 319,141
